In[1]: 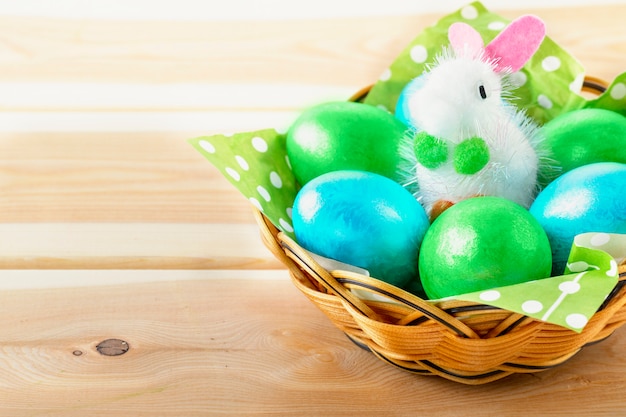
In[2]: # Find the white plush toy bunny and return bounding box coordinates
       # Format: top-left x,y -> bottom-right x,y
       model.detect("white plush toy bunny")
399,15 -> 547,220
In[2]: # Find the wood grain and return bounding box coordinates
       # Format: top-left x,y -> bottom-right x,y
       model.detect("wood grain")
0,272 -> 625,416
0,5 -> 624,230
0,7 -> 624,230
0,4 -> 625,415
0,5 -> 626,229
0,6 -> 624,105
0,131 -> 254,224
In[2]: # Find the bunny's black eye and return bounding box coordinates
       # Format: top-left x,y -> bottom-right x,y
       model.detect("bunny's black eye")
479,84 -> 487,100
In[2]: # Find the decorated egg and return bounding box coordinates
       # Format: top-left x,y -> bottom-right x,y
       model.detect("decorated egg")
395,75 -> 426,128
540,108 -> 626,186
419,196 -> 552,299
292,170 -> 429,289
286,101 -> 409,186
530,162 -> 626,274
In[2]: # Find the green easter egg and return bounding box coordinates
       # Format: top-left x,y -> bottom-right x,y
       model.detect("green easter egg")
540,108 -> 626,185
286,101 -> 409,185
419,197 -> 552,299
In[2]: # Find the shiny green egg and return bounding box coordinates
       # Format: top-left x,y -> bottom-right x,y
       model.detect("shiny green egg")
419,197 -> 552,300
540,108 -> 626,186
286,101 -> 409,186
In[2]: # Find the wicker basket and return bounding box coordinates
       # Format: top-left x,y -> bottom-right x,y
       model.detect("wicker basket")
253,78 -> 626,385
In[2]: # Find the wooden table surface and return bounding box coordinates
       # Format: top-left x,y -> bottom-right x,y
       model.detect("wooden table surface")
1,2 -> 625,415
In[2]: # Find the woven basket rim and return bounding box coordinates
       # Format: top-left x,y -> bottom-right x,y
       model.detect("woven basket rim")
254,206 -> 626,384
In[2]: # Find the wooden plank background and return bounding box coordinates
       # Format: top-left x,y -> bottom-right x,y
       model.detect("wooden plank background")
1,3 -> 625,269
0,1 -> 625,415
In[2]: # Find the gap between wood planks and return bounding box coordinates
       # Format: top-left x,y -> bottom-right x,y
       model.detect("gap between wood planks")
0,269 -> 291,290
0,223 -> 283,270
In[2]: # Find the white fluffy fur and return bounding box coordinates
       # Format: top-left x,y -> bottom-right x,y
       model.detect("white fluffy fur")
402,47 -> 544,213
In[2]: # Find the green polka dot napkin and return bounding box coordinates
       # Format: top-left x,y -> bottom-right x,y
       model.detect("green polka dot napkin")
585,73 -> 626,116
189,2 -> 626,332
448,233 -> 625,332
190,129 -> 297,237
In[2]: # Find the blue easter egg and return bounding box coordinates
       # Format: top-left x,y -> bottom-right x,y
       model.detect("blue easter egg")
395,75 -> 426,128
292,170 -> 429,289
530,162 -> 626,274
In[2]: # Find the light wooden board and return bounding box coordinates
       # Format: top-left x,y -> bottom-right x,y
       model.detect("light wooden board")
1,3 -> 626,415
0,131 -> 255,224
0,6 -> 624,90
0,272 -> 625,416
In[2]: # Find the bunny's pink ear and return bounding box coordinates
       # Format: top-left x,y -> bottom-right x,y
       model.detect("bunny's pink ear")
449,22 -> 484,57
485,15 -> 546,73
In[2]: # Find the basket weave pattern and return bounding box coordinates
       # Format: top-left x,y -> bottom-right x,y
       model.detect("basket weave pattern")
255,209 -> 626,384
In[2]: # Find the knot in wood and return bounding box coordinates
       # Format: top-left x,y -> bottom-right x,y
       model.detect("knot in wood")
96,339 -> 130,356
